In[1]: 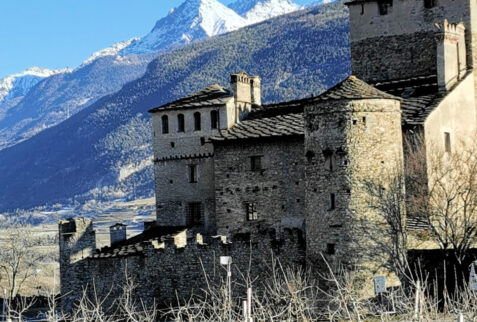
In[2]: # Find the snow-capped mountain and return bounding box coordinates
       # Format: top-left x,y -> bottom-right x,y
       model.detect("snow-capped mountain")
81,38 -> 139,67
0,67 -> 70,104
120,0 -> 247,55
229,0 -> 302,24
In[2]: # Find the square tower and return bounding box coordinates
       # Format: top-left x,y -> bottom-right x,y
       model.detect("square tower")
346,0 -> 476,85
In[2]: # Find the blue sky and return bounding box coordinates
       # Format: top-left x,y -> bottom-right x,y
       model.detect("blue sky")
0,0 -> 310,79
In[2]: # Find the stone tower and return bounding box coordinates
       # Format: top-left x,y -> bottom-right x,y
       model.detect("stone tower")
304,76 -> 404,276
148,72 -> 261,234
58,218 -> 96,310
346,0 -> 475,86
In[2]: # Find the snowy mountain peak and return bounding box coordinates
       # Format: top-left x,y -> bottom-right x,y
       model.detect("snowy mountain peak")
120,0 -> 247,55
0,67 -> 71,103
81,38 -> 139,66
244,0 -> 302,24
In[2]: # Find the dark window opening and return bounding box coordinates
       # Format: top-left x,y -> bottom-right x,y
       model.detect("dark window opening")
352,119 -> 357,125
177,114 -> 185,132
306,150 -> 315,163
250,156 -> 263,172
424,0 -> 436,8
246,203 -> 258,221
194,112 -> 201,131
323,150 -> 334,171
161,115 -> 169,134
170,142 -> 175,148
186,202 -> 203,226
329,193 -> 336,210
326,243 -> 336,255
210,110 -> 219,129
200,137 -> 206,146
445,132 -> 451,153
189,165 -> 198,183
378,0 -> 392,15
362,117 -> 366,124
360,3 -> 364,15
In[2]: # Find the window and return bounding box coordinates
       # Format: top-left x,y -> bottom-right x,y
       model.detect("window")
306,150 -> 315,163
444,132 -> 451,153
194,112 -> 201,131
378,0 -> 392,15
161,115 -> 169,134
424,0 -> 435,8
177,114 -> 185,132
323,150 -> 334,171
329,193 -> 336,210
326,243 -> 336,255
250,156 -> 262,171
210,110 -> 218,129
246,203 -> 258,221
186,202 -> 203,226
189,165 -> 198,183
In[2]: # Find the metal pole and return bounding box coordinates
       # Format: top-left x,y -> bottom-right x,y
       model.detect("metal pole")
2,289 -> 5,322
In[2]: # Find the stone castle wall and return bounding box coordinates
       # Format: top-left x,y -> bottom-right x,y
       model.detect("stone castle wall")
304,97 -> 404,273
59,226 -> 305,312
347,0 -> 476,83
214,137 -> 305,235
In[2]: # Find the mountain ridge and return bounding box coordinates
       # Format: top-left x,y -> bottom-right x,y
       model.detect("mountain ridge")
0,1 -> 350,213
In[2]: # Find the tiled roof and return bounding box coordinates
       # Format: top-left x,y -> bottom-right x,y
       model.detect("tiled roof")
248,76 -> 398,120
373,74 -> 449,125
407,217 -> 431,231
313,76 -> 399,101
91,226 -> 185,258
148,84 -> 232,113
211,113 -> 304,142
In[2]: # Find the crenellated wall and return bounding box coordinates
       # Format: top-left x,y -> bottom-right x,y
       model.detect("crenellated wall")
59,226 -> 305,312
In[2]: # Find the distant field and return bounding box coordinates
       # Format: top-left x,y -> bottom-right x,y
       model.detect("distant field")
0,197 -> 156,296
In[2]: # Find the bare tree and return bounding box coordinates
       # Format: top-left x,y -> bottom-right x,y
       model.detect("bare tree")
0,225 -> 45,319
411,136 -> 477,264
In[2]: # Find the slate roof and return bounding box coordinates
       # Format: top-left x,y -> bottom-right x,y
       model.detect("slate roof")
312,75 -> 399,101
211,113 -> 304,142
148,84 -> 232,113
373,74 -> 458,125
407,217 -> 431,231
91,226 -> 185,258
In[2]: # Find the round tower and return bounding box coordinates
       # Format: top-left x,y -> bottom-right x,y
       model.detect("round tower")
304,76 -> 405,280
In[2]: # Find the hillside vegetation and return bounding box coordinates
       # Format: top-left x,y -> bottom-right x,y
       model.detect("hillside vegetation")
0,1 -> 350,212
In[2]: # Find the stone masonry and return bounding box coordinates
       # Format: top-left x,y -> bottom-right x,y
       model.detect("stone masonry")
59,0 -> 477,312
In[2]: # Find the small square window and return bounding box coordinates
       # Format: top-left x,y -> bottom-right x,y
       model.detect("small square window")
189,165 -> 198,183
444,132 -> 451,153
378,0 -> 392,15
424,0 -> 435,9
250,156 -> 262,172
246,203 -> 258,221
326,243 -> 336,255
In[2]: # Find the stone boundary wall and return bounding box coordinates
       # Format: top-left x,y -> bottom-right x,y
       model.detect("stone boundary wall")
60,228 -> 305,312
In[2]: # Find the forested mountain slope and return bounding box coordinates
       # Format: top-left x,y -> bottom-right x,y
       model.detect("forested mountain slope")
0,1 -> 350,212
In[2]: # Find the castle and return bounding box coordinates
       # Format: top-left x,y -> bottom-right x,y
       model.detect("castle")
59,0 -> 477,311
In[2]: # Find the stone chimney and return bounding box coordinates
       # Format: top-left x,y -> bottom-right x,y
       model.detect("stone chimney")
251,76 -> 262,105
436,20 -> 467,91
230,72 -> 252,104
110,223 -> 127,246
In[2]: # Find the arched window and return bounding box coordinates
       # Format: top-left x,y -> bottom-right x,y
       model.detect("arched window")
177,114 -> 185,132
194,112 -> 201,131
210,110 -> 218,129
161,115 -> 169,134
